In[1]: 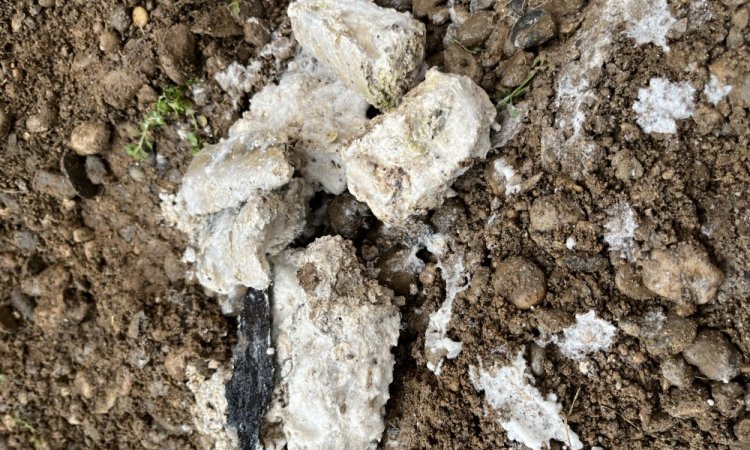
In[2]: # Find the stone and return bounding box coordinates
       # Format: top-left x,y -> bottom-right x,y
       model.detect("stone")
711,382 -> 744,418
343,69 -> 496,225
288,0 -> 426,110
638,311 -> 697,356
180,133 -> 293,216
615,263 -> 654,300
660,356 -> 693,389
511,9 -> 557,50
33,171 -> 76,200
158,25 -> 197,85
132,6 -> 148,28
264,236 -> 400,449
99,30 -> 120,54
493,256 -> 546,309
456,11 -> 494,47
641,242 -> 723,309
683,330 -> 742,383
735,416 -> 750,443
529,194 -> 582,233
375,246 -> 423,296
243,18 -> 271,47
326,192 -> 374,240
412,0 -> 449,23
100,70 -> 144,110
26,105 -> 57,133
62,152 -> 101,199
111,5 -> 131,33
443,45 -> 482,84
70,122 -> 110,155
73,227 -> 95,243
85,156 -> 108,185
612,150 -> 644,182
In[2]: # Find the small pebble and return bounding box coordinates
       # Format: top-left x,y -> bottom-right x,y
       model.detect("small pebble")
326,192 -> 373,239
99,30 -> 120,54
70,121 -> 110,155
128,165 -> 146,182
735,416 -> 750,443
711,382 -> 744,418
85,156 -> 108,185
612,150 -> 644,182
38,0 -> 55,7
614,263 -> 654,300
244,18 -> 271,48
660,356 -> 693,390
26,105 -> 58,133
375,247 -> 421,296
158,24 -> 197,84
683,330 -> 742,383
511,9 -> 557,50
33,171 -> 76,200
430,198 -> 466,234
111,5 -> 131,33
493,256 -> 546,309
639,311 -> 697,356
132,6 -> 148,28
443,45 -> 482,83
0,106 -> 13,137
529,194 -> 582,233
456,11 -> 494,47
73,227 -> 95,243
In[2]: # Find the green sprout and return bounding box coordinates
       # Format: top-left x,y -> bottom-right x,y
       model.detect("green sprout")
230,0 -> 242,15
493,57 -> 553,118
124,86 -> 206,159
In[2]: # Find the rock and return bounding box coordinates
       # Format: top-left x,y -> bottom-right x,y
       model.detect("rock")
692,105 -> 723,135
443,45 -> 482,84
412,0 -> 449,23
736,416 -> 750,443
26,105 -> 57,133
615,263 -> 654,300
641,242 -> 723,309
326,192 -> 374,240
70,121 -> 110,155
73,227 -> 95,243
128,165 -> 146,183
375,247 -> 422,296
456,11 -> 494,47
612,150 -> 644,182
493,256 -> 546,309
132,6 -> 148,28
111,5 -> 131,33
244,18 -> 271,47
85,156 -> 108,185
663,387 -> 711,420
0,106 -> 13,137
511,9 -> 557,49
470,0 -> 494,12
288,0 -> 426,110
660,356 -> 694,389
498,51 -> 531,89
430,197 -> 466,233
683,330 -> 742,382
62,152 -> 101,199
38,0 -> 55,7
100,70 -> 143,110
533,308 -> 573,334
265,236 -> 400,450
180,133 -> 293,216
191,8 -> 243,37
712,382 -> 744,418
10,289 -> 35,322
33,171 -> 76,200
529,194 -> 582,233
637,311 -> 696,356
99,30 -> 120,54
343,69 -> 496,225
158,25 -> 197,85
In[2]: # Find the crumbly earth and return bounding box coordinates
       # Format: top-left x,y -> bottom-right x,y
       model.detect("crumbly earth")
1,0 -> 748,450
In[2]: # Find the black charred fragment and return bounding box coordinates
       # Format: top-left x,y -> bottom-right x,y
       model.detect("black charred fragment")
226,288 -> 274,450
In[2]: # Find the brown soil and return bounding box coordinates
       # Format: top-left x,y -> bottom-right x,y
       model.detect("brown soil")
1,0 -> 748,449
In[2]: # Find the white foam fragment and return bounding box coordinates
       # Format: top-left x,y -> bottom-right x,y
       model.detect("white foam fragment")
603,201 -> 638,261
265,236 -> 400,449
288,0 -> 426,110
704,74 -> 733,105
344,69 -> 496,225
624,0 -> 676,52
633,78 -> 695,134
231,52 -> 369,194
214,61 -> 263,99
558,311 -> 617,360
493,158 -> 521,195
470,351 -> 584,450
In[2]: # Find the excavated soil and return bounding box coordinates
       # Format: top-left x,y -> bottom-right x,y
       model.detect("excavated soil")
1,0 -> 749,449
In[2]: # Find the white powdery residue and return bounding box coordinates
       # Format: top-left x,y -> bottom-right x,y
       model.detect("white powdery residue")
470,351 -> 583,450
558,311 -> 617,360
704,74 -> 733,105
624,0 -> 676,52
185,365 -> 239,450
603,201 -> 638,261
633,78 -> 695,134
214,61 -> 263,99
493,158 -> 521,195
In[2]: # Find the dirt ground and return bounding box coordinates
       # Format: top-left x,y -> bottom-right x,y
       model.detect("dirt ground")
1,0 -> 749,449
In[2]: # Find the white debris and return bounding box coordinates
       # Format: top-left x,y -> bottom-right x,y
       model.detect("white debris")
565,236 -> 577,250
558,311 -> 617,360
624,0 -> 676,52
265,236 -> 400,449
231,52 -> 369,193
603,201 -> 638,261
493,158 -> 521,195
633,78 -> 695,134
180,132 -> 293,216
344,69 -> 496,225
470,351 -> 583,450
186,365 -> 239,450
704,74 -> 733,105
214,61 -> 263,99
288,0 -> 426,110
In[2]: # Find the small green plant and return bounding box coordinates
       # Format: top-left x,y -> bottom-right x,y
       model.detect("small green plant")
124,86 -> 206,159
0,373 -> 7,383
230,0 -> 242,15
493,57 -> 553,118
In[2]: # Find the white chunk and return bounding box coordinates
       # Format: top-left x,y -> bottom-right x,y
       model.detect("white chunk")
265,236 -> 400,450
191,179 -> 312,294
186,365 -> 239,450
603,201 -> 639,262
180,132 -> 294,216
558,310 -> 617,360
288,0 -> 426,110
470,351 -> 583,450
232,52 -> 369,194
344,69 -> 496,225
623,0 -> 676,52
493,158 -> 521,195
704,74 -> 732,105
633,78 -> 695,134
214,61 -> 263,99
